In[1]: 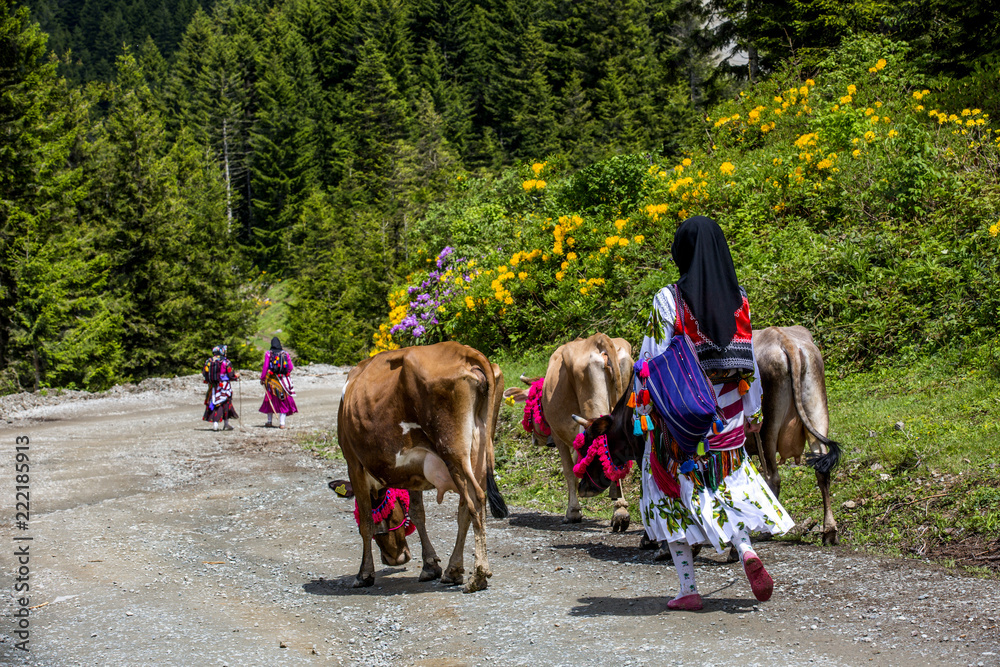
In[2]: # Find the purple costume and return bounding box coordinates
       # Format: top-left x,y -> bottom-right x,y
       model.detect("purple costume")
259,350 -> 298,416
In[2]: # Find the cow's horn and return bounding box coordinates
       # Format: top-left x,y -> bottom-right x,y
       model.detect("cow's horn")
571,414 -> 589,426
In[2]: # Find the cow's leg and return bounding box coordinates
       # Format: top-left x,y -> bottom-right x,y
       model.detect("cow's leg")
554,440 -> 583,523
347,464 -> 376,588
441,500 -> 471,586
816,469 -> 839,545
408,491 -> 442,581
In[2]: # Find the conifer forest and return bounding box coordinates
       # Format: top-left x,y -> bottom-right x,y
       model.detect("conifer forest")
4,0 -> 1000,391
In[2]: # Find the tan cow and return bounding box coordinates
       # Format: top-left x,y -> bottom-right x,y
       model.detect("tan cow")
504,333 -> 633,530
337,341 -> 509,593
751,326 -> 841,545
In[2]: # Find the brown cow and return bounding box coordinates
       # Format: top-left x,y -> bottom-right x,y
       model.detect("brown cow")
504,333 -> 633,530
337,341 -> 509,592
751,326 -> 841,546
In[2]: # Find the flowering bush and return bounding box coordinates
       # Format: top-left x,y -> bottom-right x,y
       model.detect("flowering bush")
371,35 -> 1000,368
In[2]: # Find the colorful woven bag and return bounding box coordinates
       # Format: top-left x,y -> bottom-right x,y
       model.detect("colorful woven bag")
641,285 -> 723,455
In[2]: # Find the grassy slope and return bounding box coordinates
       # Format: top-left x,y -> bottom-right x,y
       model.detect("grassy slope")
302,343 -> 1000,575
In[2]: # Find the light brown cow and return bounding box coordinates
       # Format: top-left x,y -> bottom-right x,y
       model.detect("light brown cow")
751,326 -> 841,545
504,333 -> 633,529
337,342 -> 509,592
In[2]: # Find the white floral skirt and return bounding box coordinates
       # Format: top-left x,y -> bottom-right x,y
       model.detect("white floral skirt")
639,438 -> 794,553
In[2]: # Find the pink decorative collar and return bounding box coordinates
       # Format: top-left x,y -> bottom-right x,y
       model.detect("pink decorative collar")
521,378 -> 551,436
353,488 -> 416,536
572,432 -> 633,482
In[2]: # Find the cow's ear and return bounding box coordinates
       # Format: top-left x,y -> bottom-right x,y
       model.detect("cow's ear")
503,388 -> 528,403
328,480 -> 355,498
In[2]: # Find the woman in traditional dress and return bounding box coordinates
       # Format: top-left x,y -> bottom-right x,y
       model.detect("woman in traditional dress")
259,337 -> 297,428
202,345 -> 240,431
639,216 -> 793,611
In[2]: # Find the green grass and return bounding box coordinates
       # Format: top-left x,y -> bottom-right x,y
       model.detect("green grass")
255,281 -> 292,354
774,349 -> 1000,572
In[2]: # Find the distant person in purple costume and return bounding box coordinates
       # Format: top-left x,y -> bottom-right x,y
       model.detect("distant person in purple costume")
260,337 -> 297,428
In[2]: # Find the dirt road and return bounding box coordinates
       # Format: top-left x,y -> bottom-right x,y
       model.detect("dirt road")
1,369 -> 998,666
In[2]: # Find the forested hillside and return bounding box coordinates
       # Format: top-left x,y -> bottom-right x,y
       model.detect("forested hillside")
3,0 -> 1000,393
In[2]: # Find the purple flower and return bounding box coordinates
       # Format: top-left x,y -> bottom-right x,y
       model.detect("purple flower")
412,325 -> 426,337
408,286 -> 418,295
436,247 -> 454,268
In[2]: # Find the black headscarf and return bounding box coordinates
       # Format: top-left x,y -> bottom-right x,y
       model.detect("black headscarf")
671,216 -> 743,347
270,337 -> 283,354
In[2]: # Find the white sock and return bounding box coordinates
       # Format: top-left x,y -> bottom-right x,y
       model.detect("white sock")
213,421 -> 219,431
734,526 -> 756,562
279,413 -> 286,427
266,413 -> 272,424
668,541 -> 698,597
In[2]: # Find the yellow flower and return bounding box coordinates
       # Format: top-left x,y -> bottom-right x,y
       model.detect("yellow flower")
816,158 -> 833,170
614,219 -> 627,232
799,85 -> 809,96
536,180 -> 546,189
618,238 -> 629,247
599,247 -> 609,255
682,158 -> 692,167
556,271 -> 564,281
504,296 -> 513,305
465,296 -> 475,310
560,261 -> 569,270
864,131 -> 875,142
913,91 -> 924,100
972,108 -> 982,116
518,271 -> 527,280
962,109 -> 972,117
840,95 -> 852,105
847,84 -> 857,95
990,222 -> 1000,236
566,252 -> 577,261
720,162 -> 736,175
580,287 -> 588,295
888,129 -> 898,138
805,79 -> 816,86
531,161 -> 546,176
865,108 -> 874,116
634,235 -> 645,244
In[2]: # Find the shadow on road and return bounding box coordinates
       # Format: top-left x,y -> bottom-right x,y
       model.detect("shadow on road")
570,593 -> 759,617
505,511 -> 609,533
302,573 -> 467,597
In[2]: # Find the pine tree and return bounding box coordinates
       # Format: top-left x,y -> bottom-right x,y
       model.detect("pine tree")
248,9 -> 320,274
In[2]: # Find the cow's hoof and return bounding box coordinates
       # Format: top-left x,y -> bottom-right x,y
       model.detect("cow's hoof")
822,530 -> 839,546
419,561 -> 442,582
563,508 -> 583,524
353,574 -> 375,588
463,576 -> 489,593
638,532 -> 657,550
611,500 -> 630,533
441,567 -> 464,585
726,546 -> 740,563
652,544 -> 672,562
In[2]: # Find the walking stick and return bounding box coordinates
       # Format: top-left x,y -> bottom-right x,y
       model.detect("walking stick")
238,375 -> 244,431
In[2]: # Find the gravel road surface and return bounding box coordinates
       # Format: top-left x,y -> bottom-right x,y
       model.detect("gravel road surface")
1,368 -> 998,666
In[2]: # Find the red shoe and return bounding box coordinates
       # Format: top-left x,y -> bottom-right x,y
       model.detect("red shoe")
666,593 -> 703,611
743,553 -> 773,602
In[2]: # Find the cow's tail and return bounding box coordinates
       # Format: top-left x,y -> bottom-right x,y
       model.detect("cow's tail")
783,332 -> 841,475
479,357 -> 510,519
486,468 -> 509,519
